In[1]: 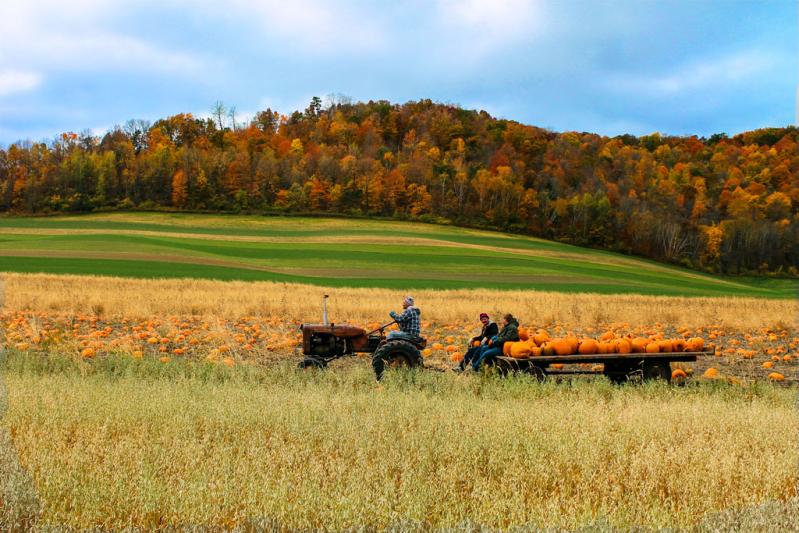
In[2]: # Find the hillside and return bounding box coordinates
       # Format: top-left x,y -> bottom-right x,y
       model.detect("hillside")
0,212 -> 794,298
1,99 -> 797,277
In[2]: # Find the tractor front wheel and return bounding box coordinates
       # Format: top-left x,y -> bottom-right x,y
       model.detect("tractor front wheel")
372,340 -> 422,380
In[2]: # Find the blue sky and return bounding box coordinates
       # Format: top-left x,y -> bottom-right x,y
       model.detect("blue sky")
0,0 -> 795,144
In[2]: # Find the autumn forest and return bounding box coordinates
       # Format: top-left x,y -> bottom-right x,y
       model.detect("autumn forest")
1,98 -> 797,276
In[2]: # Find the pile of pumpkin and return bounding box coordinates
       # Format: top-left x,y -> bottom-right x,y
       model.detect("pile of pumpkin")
494,329 -> 706,359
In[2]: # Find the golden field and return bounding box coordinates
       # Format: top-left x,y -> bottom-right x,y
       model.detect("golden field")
1,272 -> 798,531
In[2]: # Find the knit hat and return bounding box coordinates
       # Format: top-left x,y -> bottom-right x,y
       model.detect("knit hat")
479,313 -> 489,320
404,295 -> 414,306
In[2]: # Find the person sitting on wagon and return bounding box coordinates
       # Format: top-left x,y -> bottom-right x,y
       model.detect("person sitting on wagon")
472,313 -> 519,371
388,295 -> 421,340
458,312 -> 498,371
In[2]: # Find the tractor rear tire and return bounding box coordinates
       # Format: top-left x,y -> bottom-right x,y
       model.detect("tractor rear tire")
372,340 -> 422,380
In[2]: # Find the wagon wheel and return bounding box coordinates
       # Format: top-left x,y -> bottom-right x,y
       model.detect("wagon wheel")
298,357 -> 327,370
527,364 -> 546,382
641,360 -> 671,382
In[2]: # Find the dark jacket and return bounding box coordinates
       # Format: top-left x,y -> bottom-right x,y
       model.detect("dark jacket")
471,321 -> 498,343
494,318 -> 519,348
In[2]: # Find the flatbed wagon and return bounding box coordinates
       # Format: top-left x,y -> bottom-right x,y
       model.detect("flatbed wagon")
493,346 -> 715,383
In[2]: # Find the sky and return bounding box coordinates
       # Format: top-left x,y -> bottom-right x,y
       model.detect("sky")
0,0 -> 796,145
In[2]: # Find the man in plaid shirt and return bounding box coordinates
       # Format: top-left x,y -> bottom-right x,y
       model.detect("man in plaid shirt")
389,296 -> 421,338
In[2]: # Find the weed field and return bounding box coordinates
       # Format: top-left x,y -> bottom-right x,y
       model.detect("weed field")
1,354 -> 797,531
0,213 -> 795,297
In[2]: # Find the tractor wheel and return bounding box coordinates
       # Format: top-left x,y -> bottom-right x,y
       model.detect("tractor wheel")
372,340 -> 422,380
642,360 -> 671,382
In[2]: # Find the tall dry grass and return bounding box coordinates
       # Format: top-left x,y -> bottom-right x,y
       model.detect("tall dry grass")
2,356 -> 796,531
2,273 -> 795,330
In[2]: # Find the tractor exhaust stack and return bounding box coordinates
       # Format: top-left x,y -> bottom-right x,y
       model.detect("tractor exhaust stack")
322,294 -> 329,325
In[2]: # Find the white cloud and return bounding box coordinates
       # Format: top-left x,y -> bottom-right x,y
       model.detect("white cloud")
0,70 -> 42,96
0,0 -> 203,76
604,50 -> 779,97
434,0 -> 546,56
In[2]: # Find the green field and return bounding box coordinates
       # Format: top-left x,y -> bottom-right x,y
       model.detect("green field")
0,212 -> 795,297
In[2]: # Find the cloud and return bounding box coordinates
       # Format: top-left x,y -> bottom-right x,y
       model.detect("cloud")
604,50 -> 780,97
0,70 -> 42,96
0,0 -> 204,76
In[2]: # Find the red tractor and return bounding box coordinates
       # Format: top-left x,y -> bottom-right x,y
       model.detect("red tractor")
298,296 -> 426,379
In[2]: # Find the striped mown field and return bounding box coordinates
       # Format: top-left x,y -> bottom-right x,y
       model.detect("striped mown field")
0,212 -> 794,297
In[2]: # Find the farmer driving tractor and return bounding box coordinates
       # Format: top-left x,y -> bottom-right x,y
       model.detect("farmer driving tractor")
388,295 -> 421,340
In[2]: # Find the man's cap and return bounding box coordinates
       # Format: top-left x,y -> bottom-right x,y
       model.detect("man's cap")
479,313 -> 489,320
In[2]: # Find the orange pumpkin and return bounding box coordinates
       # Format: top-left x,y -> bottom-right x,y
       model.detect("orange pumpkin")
671,368 -> 687,380
503,342 -> 514,356
551,339 -> 573,356
565,337 -> 579,354
645,342 -> 660,354
600,331 -> 615,341
703,367 -> 719,379
533,330 -> 550,346
540,343 -> 556,356
578,339 -> 598,355
615,339 -> 632,354
472,340 -> 481,348
518,327 -> 529,342
510,341 -> 532,358
529,346 -> 542,357
767,372 -> 785,382
658,340 -> 673,352
631,337 -> 649,353
686,337 -> 705,352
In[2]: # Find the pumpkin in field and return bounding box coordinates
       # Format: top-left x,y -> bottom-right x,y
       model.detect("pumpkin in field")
510,341 -> 532,358
550,363 -> 564,370
445,345 -> 457,353
578,339 -> 598,355
645,342 -> 660,354
686,337 -> 705,351
671,368 -> 687,380
762,361 -> 773,369
472,340 -> 481,348
540,343 -> 556,356
631,337 -> 649,353
658,340 -> 673,352
518,327 -> 529,341
703,367 -> 719,379
615,339 -> 632,354
422,348 -> 432,357
672,338 -> 686,352
533,330 -> 550,346
503,342 -> 514,356
529,346 -> 542,357
450,352 -> 464,363
767,372 -> 785,382
600,331 -> 615,342
433,343 -> 444,350
81,348 -> 96,358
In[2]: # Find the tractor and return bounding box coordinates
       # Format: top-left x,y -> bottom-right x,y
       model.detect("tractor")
298,296 -> 426,379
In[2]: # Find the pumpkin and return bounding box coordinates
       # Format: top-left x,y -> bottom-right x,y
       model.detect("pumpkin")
422,348 -> 433,357
223,356 -> 235,367
658,340 -> 673,352
518,327 -> 529,342
565,337 -> 579,354
686,337 -> 705,351
472,340 -> 481,348
449,351 -> 464,362
540,343 -> 556,356
762,361 -> 773,369
672,339 -> 686,352
612,339 -> 629,354
645,342 -> 660,354
578,339 -> 598,355
767,372 -> 785,382
533,330 -> 550,346
510,341 -> 532,358
600,331 -> 615,341
550,363 -> 565,370
503,342 -> 514,356
529,346 -> 542,357
81,348 -> 96,358
703,367 -> 719,379
432,343 -> 444,350
551,339 -> 573,356
446,336 -> 455,344
445,344 -> 457,353
631,337 -> 649,353
671,368 -> 687,380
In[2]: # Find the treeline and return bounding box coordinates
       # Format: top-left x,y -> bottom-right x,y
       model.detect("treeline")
1,98 -> 797,276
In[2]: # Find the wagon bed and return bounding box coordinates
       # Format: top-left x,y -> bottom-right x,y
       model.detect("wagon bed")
494,346 -> 715,382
